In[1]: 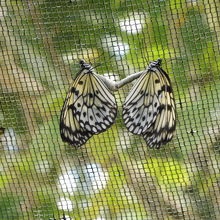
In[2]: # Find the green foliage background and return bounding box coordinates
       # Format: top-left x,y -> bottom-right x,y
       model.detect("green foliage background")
1,0 -> 220,219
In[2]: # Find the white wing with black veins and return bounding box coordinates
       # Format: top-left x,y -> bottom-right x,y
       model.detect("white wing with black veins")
60,60 -> 117,147
123,59 -> 176,148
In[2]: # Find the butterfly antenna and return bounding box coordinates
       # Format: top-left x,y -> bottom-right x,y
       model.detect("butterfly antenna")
92,53 -> 116,70
93,63 -> 102,69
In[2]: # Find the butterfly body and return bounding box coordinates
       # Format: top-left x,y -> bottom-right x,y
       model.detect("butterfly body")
123,59 -> 176,148
60,60 -> 117,147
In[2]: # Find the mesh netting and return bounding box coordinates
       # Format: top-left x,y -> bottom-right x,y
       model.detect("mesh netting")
1,0 -> 220,219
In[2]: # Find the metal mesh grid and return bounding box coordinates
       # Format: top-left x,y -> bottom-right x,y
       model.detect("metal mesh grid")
1,0 -> 220,219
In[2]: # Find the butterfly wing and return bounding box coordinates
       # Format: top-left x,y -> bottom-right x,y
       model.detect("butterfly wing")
123,59 -> 176,148
60,63 -> 117,147
142,67 -> 176,148
60,69 -> 93,147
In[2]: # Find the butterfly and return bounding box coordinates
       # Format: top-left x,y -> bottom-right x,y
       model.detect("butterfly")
122,58 -> 176,148
60,60 -> 117,147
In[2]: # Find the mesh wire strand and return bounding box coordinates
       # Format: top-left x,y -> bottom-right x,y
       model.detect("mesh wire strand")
1,0 -> 220,219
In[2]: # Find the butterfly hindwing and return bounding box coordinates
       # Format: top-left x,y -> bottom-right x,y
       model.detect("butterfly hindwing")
123,70 -> 162,134
60,60 -> 117,147
123,59 -> 176,148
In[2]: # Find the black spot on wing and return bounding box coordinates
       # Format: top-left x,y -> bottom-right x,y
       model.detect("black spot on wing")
157,89 -> 163,96
136,114 -> 140,119
160,85 -> 172,93
71,87 -> 79,96
166,85 -> 172,93
157,104 -> 165,113
68,104 -> 76,111
167,104 -> 172,111
96,112 -> 101,117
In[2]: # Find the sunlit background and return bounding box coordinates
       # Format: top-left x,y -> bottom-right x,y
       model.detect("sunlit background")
1,0 -> 220,219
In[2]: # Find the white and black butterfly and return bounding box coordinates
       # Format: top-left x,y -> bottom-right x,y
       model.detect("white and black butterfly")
123,58 -> 176,148
60,60 -> 117,147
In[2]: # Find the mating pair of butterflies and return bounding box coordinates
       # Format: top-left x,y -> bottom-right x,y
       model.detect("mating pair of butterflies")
60,58 -> 176,148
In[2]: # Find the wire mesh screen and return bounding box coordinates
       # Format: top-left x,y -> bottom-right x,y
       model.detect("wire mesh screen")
1,0 -> 220,219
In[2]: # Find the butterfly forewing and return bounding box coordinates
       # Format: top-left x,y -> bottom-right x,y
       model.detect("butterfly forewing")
60,60 -> 117,147
123,59 -> 176,148
143,74 -> 176,148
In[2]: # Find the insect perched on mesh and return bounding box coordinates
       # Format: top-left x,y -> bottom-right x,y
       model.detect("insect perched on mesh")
60,60 -> 117,147
122,58 -> 176,148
